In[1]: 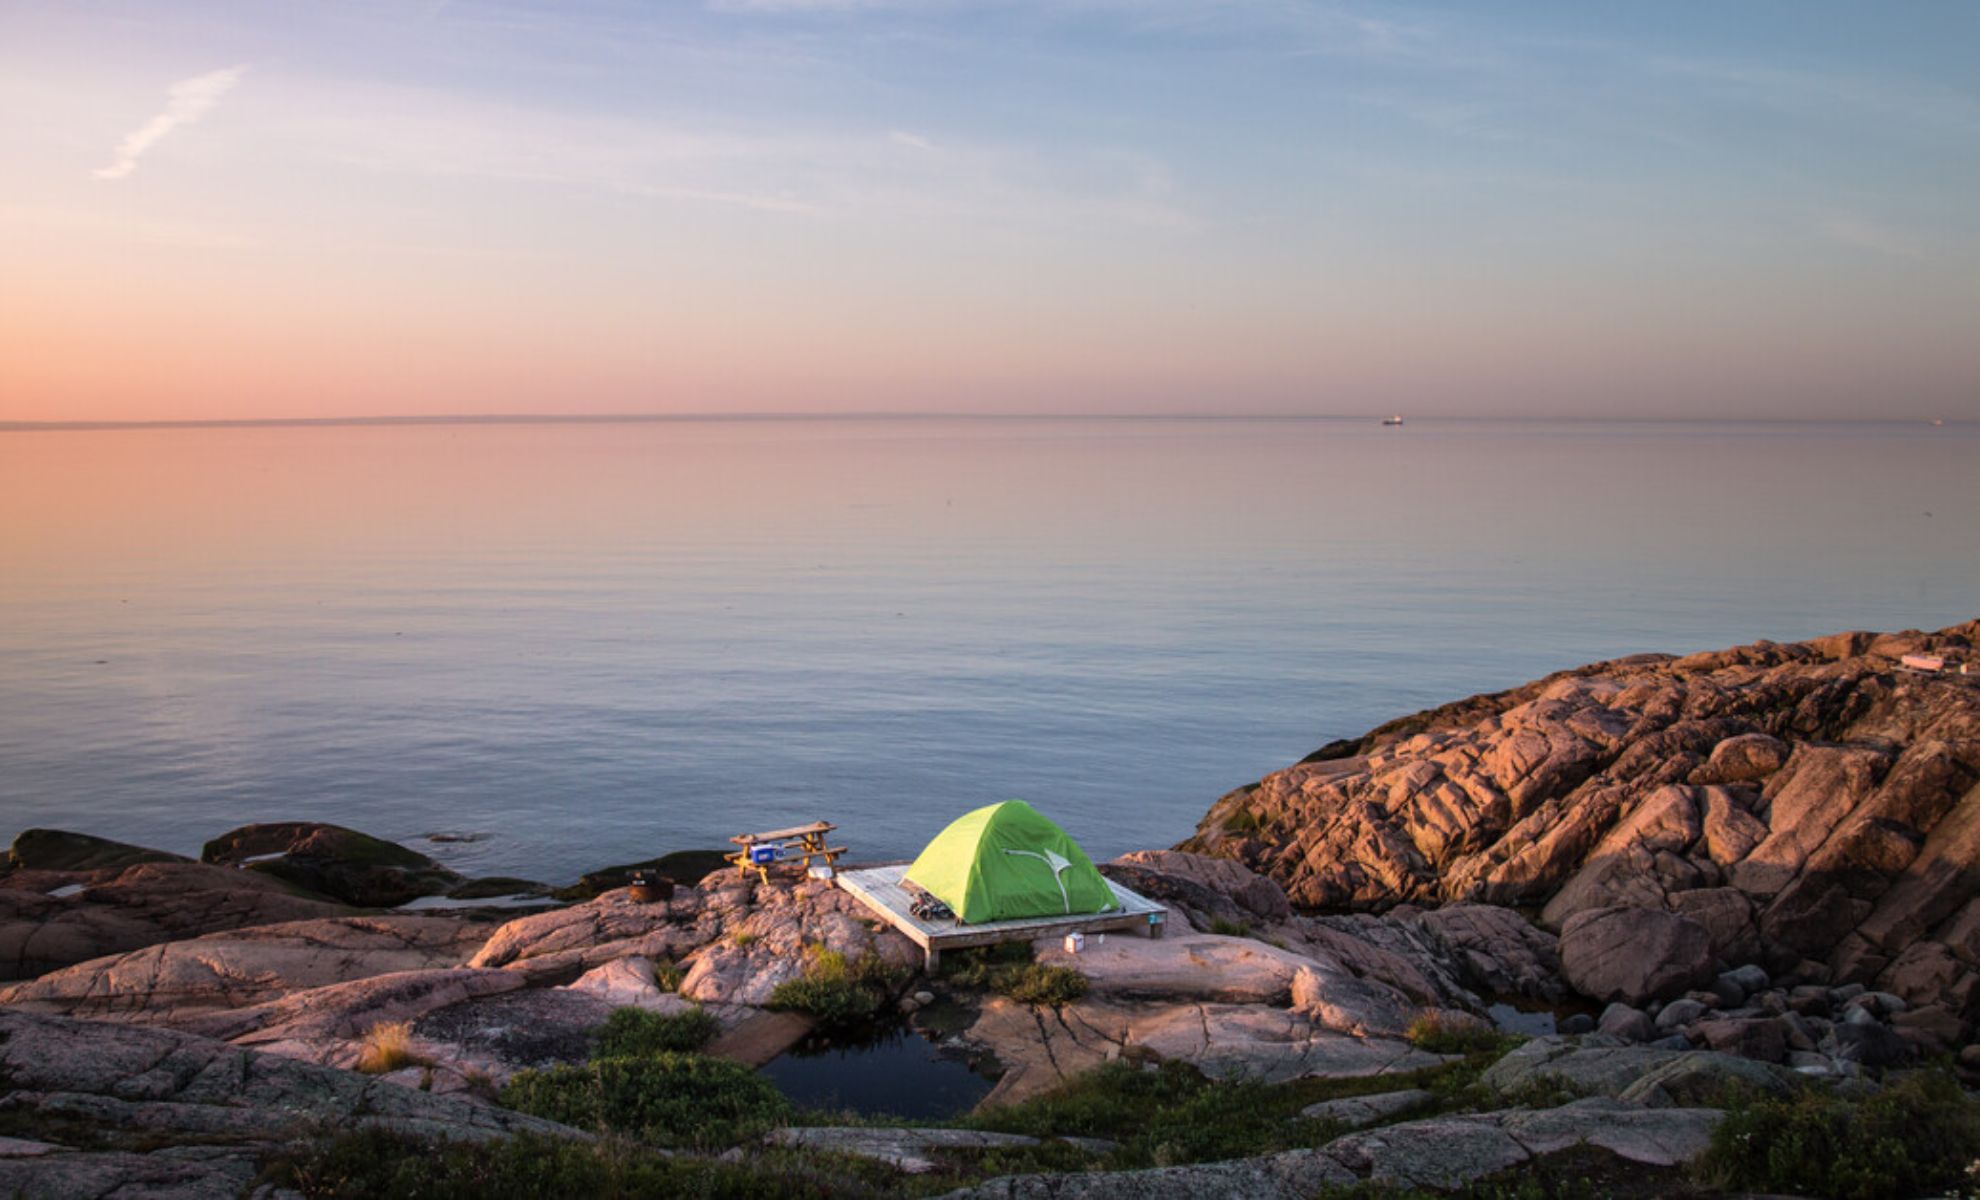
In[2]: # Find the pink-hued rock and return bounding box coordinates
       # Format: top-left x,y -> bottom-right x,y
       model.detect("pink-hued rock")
1559,907 -> 1717,1006
1689,733 -> 1790,786
1033,924 -> 1313,1004
565,955 -> 697,1011
0,915 -> 490,1024
467,887 -> 709,978
960,995 -> 1447,1108
676,880 -> 919,1005
1179,621 -> 1980,1026
0,861 -> 351,981
1107,849 -> 1292,921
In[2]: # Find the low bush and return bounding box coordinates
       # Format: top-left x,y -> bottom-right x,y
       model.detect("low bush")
1701,1069 -> 1980,1200
941,944 -> 1087,1006
766,945 -> 901,1029
500,1053 -> 790,1150
652,961 -> 686,992
597,1005 -> 720,1057
942,942 -> 1032,989
995,963 -> 1089,1006
1207,916 -> 1252,938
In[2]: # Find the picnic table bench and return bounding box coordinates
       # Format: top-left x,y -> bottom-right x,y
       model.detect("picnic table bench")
725,821 -> 847,884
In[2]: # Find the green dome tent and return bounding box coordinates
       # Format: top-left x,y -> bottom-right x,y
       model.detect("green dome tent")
904,800 -> 1120,924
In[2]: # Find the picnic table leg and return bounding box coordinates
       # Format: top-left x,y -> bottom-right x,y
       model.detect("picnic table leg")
924,945 -> 941,972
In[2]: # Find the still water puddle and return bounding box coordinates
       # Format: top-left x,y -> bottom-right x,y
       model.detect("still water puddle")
1488,1002 -> 1559,1036
761,1026 -> 993,1120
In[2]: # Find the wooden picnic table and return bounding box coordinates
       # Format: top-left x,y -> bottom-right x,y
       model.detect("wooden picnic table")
725,821 -> 847,884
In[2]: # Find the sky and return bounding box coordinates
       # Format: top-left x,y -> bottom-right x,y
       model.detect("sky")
2,1 -> 1976,422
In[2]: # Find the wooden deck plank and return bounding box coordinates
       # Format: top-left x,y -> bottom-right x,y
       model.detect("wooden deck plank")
837,864 -> 1165,968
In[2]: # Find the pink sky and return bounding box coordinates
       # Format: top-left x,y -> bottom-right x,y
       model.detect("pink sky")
4,2 -> 1977,422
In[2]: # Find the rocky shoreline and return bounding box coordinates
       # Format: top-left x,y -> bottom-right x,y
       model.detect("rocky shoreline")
2,621 -> 1976,1198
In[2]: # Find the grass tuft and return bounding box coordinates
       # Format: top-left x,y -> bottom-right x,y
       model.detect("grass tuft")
1405,1009 -> 1510,1056
354,1021 -> 429,1075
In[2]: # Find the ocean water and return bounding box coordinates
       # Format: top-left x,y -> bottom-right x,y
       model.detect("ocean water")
2,417 -> 1975,882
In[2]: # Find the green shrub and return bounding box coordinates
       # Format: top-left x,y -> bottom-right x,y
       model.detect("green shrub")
1220,808 -> 1265,835
500,1053 -> 789,1150
1208,917 -> 1252,938
652,961 -> 686,992
731,931 -> 759,947
765,945 -> 901,1030
1702,1070 -> 1980,1200
280,1127 -> 860,1199
995,963 -> 1089,1006
943,942 -> 1033,989
597,1006 -> 719,1057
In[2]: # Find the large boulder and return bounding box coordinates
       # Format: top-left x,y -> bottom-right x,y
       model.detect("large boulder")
202,821 -> 463,907
4,829 -> 188,873
1400,904 -> 1566,1001
1030,926 -> 1314,1004
1559,906 -> 1716,1005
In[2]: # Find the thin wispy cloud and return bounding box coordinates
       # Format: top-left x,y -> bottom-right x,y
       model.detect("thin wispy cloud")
1818,213 -> 1924,260
94,65 -> 247,181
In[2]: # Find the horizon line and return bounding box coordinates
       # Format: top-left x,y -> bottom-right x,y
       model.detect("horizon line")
0,412 -> 1962,433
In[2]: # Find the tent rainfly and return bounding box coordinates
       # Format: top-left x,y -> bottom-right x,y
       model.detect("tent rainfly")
904,799 -> 1120,924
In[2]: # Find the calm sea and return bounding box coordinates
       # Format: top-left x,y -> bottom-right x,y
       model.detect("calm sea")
2,417 -> 1974,882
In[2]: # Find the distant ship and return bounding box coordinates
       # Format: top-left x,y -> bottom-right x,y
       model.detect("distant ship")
1381,415 -> 1405,426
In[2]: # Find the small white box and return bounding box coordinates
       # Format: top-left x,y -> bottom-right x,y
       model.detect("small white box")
1064,932 -> 1086,954
807,865 -> 835,881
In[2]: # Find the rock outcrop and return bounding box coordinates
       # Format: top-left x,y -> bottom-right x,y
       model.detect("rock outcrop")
937,1096 -> 1724,1199
1182,622 -> 1980,1037
0,860 -> 352,981
203,820 -> 466,907
0,1009 -> 581,1196
0,914 -> 494,1023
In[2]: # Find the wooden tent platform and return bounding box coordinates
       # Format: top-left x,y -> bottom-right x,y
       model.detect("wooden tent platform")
836,863 -> 1166,969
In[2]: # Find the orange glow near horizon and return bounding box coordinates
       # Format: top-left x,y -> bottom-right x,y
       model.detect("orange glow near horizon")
3,3 -> 1977,423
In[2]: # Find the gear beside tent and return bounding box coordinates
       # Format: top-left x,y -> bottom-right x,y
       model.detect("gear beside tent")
904,799 -> 1120,924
